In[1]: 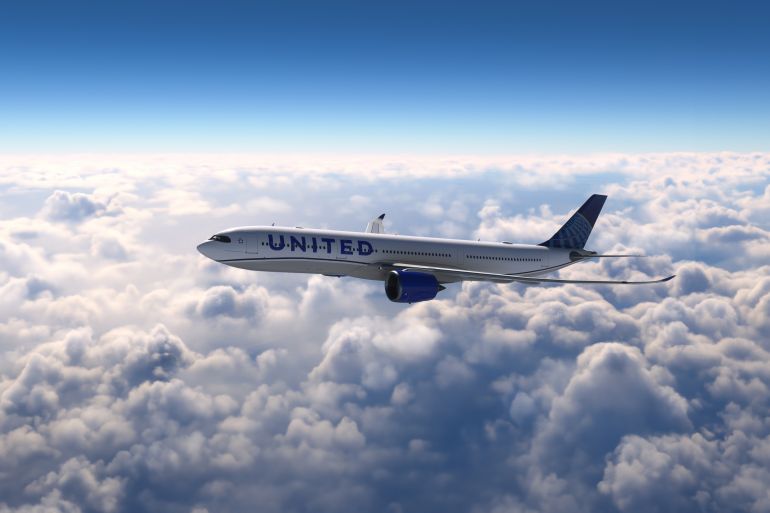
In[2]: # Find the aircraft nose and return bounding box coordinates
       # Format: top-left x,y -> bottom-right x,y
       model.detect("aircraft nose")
197,240 -> 215,259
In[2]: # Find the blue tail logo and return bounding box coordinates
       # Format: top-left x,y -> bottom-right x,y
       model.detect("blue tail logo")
539,194 -> 607,249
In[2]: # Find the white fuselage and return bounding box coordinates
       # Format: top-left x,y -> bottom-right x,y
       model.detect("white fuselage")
197,226 -> 578,283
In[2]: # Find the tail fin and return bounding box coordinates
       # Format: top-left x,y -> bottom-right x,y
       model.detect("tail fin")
539,194 -> 607,249
366,214 -> 386,234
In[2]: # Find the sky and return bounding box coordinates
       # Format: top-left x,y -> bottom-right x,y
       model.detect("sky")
2,0 -> 770,152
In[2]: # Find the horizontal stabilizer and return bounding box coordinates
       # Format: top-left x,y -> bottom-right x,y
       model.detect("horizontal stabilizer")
569,251 -> 646,261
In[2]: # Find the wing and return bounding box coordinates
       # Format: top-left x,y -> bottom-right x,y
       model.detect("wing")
379,262 -> 674,285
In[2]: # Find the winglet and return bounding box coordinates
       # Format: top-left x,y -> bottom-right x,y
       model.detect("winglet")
539,194 -> 607,249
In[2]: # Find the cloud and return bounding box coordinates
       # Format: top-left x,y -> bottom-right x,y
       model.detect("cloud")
42,190 -> 113,223
530,344 -> 691,478
0,153 -> 767,512
599,428 -> 770,513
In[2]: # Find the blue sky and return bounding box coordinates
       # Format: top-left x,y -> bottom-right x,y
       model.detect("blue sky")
2,0 -> 769,152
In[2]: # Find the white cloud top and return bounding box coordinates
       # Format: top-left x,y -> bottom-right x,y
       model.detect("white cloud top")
0,153 -> 768,513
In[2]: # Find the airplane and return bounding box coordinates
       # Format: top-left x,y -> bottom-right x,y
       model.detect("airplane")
196,194 -> 674,303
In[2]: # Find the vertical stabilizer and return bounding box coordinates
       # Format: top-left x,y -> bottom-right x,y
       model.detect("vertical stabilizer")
539,194 -> 606,249
366,214 -> 386,234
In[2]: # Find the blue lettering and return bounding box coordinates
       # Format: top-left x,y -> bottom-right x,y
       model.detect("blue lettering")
268,234 -> 285,250
311,237 -> 318,253
290,236 -> 306,252
340,239 -> 353,255
357,240 -> 373,256
321,237 -> 335,254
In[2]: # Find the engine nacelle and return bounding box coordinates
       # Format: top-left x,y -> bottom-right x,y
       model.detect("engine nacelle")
385,270 -> 444,303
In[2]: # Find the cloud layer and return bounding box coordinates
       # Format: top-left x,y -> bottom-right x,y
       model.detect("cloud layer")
0,153 -> 768,513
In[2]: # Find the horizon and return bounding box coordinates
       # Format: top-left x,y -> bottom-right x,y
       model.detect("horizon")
2,1 -> 770,512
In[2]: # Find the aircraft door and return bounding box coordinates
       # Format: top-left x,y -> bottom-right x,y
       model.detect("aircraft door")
245,234 -> 259,254
335,238 -> 352,260
335,244 -> 348,260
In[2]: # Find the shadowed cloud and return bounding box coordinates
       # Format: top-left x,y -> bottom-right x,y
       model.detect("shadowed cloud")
0,153 -> 767,513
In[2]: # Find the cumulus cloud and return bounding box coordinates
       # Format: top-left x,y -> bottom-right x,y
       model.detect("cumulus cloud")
42,190 -> 114,222
0,153 -> 767,513
530,343 -> 691,479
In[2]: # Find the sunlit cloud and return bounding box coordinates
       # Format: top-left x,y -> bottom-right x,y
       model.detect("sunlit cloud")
0,153 -> 768,513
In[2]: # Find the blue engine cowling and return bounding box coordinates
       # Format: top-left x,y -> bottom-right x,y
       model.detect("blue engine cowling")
385,270 -> 445,303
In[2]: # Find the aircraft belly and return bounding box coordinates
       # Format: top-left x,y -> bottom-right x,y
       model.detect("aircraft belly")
222,257 -> 384,280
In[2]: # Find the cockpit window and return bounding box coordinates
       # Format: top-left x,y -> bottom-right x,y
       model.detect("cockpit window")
209,234 -> 231,243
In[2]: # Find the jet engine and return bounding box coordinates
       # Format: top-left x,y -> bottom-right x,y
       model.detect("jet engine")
385,270 -> 445,303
